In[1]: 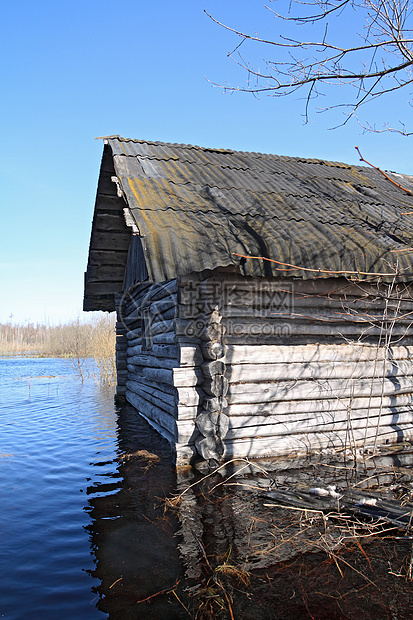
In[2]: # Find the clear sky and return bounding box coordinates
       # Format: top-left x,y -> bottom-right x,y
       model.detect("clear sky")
1,0 -> 411,325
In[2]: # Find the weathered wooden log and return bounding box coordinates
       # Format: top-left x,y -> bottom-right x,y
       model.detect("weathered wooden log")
201,360 -> 225,378
175,419 -> 197,443
175,443 -> 196,466
127,344 -> 178,359
152,330 -> 176,345
122,280 -> 153,304
203,375 -> 229,397
176,335 -> 202,346
220,294 -> 413,313
201,341 -> 225,360
176,386 -> 204,407
222,309 -> 413,326
224,410 -> 413,439
227,393 -> 413,416
201,396 -> 228,412
123,302 -> 177,323
125,390 -> 175,436
116,385 -> 127,396
199,324 -> 223,342
121,317 -> 142,329
128,365 -> 202,387
126,327 -> 142,340
227,375 -> 413,404
150,297 -> 177,317
116,370 -> 128,384
152,344 -> 178,359
175,405 -> 199,421
154,306 -> 176,322
127,354 -> 177,370
129,365 -> 173,384
205,274 -> 413,299
126,373 -> 175,396
122,281 -> 176,315
173,367 -> 203,388
226,359 -> 413,383
127,345 -> 143,357
126,376 -> 197,420
126,393 -> 176,445
222,318 -> 413,338
222,426 -> 413,458
178,345 -> 204,367
223,344 -> 413,365
124,279 -> 176,306
122,304 -> 143,321
151,318 -> 174,336
196,412 -> 229,437
126,336 -> 142,348
175,318 -> 221,339
126,380 -> 176,414
195,435 -> 224,461
150,279 -> 178,299
129,345 -> 199,368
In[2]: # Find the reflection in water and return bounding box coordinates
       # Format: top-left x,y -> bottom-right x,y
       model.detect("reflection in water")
87,396 -> 413,620
85,404 -> 186,619
172,452 -> 413,619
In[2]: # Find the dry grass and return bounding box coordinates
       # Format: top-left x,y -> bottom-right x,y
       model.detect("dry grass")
0,313 -> 117,386
89,314 -> 116,386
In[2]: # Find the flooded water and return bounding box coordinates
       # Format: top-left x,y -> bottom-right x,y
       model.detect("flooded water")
0,357 -> 183,619
2,357 -> 413,619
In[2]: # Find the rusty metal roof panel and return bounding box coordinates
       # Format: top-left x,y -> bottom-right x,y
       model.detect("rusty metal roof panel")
91,136 -> 413,283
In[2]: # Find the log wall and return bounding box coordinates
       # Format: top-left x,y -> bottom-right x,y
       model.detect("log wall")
179,271 -> 413,461
117,278 -> 203,466
117,269 -> 413,465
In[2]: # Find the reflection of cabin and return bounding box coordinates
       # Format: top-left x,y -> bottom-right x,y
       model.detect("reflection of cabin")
84,136 -> 413,466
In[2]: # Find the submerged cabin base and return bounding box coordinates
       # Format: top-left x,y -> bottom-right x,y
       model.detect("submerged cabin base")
114,272 -> 413,467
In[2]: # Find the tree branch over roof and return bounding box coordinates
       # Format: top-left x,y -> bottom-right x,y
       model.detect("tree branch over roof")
206,0 -> 413,131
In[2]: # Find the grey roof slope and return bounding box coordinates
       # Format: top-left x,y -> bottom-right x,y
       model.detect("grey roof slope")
84,136 -> 413,309
108,136 -> 413,281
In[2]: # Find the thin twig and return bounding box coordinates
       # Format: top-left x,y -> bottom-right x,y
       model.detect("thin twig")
232,253 -> 405,278
136,579 -> 181,604
355,146 -> 413,196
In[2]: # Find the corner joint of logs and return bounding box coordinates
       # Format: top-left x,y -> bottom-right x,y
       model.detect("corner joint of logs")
194,309 -> 229,463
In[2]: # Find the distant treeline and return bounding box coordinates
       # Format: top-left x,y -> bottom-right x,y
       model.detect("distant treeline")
0,315 -> 116,385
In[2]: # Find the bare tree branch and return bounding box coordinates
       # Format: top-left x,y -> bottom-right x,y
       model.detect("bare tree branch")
206,1 -> 413,133
355,146 -> 413,193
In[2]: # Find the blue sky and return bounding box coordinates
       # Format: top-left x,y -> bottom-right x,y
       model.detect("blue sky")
1,0 -> 411,325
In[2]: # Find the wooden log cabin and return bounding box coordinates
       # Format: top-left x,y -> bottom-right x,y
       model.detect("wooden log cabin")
84,136 -> 413,466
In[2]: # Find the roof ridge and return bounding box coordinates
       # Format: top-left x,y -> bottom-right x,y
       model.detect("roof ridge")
101,135 -> 360,169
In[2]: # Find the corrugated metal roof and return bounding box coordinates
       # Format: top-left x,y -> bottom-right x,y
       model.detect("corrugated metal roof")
101,136 -> 413,282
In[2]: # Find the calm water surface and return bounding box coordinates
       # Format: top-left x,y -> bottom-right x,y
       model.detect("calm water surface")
3,358 -> 413,620
0,358 -> 183,620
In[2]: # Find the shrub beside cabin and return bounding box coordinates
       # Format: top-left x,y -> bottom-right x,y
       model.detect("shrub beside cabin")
84,136 -> 413,467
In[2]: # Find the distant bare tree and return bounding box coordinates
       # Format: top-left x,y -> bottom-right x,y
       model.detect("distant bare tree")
206,0 -> 413,133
